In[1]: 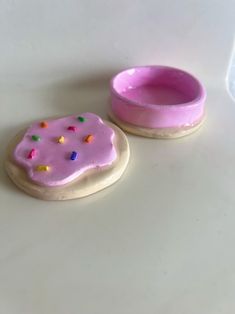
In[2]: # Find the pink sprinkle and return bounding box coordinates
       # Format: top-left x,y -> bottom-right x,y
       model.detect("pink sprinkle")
27,148 -> 36,159
67,126 -> 77,131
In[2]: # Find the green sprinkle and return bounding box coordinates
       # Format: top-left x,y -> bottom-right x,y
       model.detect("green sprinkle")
32,135 -> 41,141
77,116 -> 86,122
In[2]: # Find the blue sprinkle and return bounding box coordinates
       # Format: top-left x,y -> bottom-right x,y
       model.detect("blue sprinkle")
70,151 -> 78,160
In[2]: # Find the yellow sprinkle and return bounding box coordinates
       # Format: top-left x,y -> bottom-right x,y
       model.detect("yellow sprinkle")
57,136 -> 65,144
36,165 -> 49,172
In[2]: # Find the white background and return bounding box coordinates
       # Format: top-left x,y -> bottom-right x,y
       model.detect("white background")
0,0 -> 235,313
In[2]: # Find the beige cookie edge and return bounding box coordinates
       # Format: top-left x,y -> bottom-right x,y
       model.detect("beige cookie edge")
109,111 -> 205,139
5,120 -> 130,201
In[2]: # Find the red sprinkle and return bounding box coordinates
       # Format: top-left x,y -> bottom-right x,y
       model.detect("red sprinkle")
27,148 -> 36,159
67,126 -> 77,131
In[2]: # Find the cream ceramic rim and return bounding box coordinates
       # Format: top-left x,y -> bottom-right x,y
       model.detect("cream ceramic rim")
109,110 -> 205,139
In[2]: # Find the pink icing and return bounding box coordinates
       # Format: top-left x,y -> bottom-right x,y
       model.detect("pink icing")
111,66 -> 206,129
13,113 -> 117,187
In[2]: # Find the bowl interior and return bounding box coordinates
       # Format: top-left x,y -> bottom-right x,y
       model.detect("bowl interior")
112,66 -> 201,106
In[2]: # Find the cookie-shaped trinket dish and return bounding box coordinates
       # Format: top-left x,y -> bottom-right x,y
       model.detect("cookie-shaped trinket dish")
5,113 -> 129,200
109,65 -> 206,138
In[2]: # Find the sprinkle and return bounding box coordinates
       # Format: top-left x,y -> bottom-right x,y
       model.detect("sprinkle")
84,134 -> 94,143
70,151 -> 78,160
77,116 -> 86,122
36,165 -> 49,171
67,126 -> 77,131
57,136 -> 65,144
40,121 -> 48,128
32,135 -> 41,141
27,148 -> 36,159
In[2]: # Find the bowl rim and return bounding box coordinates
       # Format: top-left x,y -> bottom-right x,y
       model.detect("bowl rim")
110,65 -> 206,110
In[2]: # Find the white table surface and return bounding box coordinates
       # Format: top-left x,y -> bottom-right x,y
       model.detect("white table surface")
0,1 -> 235,313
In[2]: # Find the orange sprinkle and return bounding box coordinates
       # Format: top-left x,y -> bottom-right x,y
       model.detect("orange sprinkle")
40,121 -> 48,128
84,134 -> 94,143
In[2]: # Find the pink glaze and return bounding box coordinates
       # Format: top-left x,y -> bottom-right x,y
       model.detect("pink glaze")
14,113 -> 117,187
111,66 -> 206,129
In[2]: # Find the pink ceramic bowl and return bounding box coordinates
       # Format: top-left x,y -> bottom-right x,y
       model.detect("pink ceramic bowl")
110,65 -> 206,138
